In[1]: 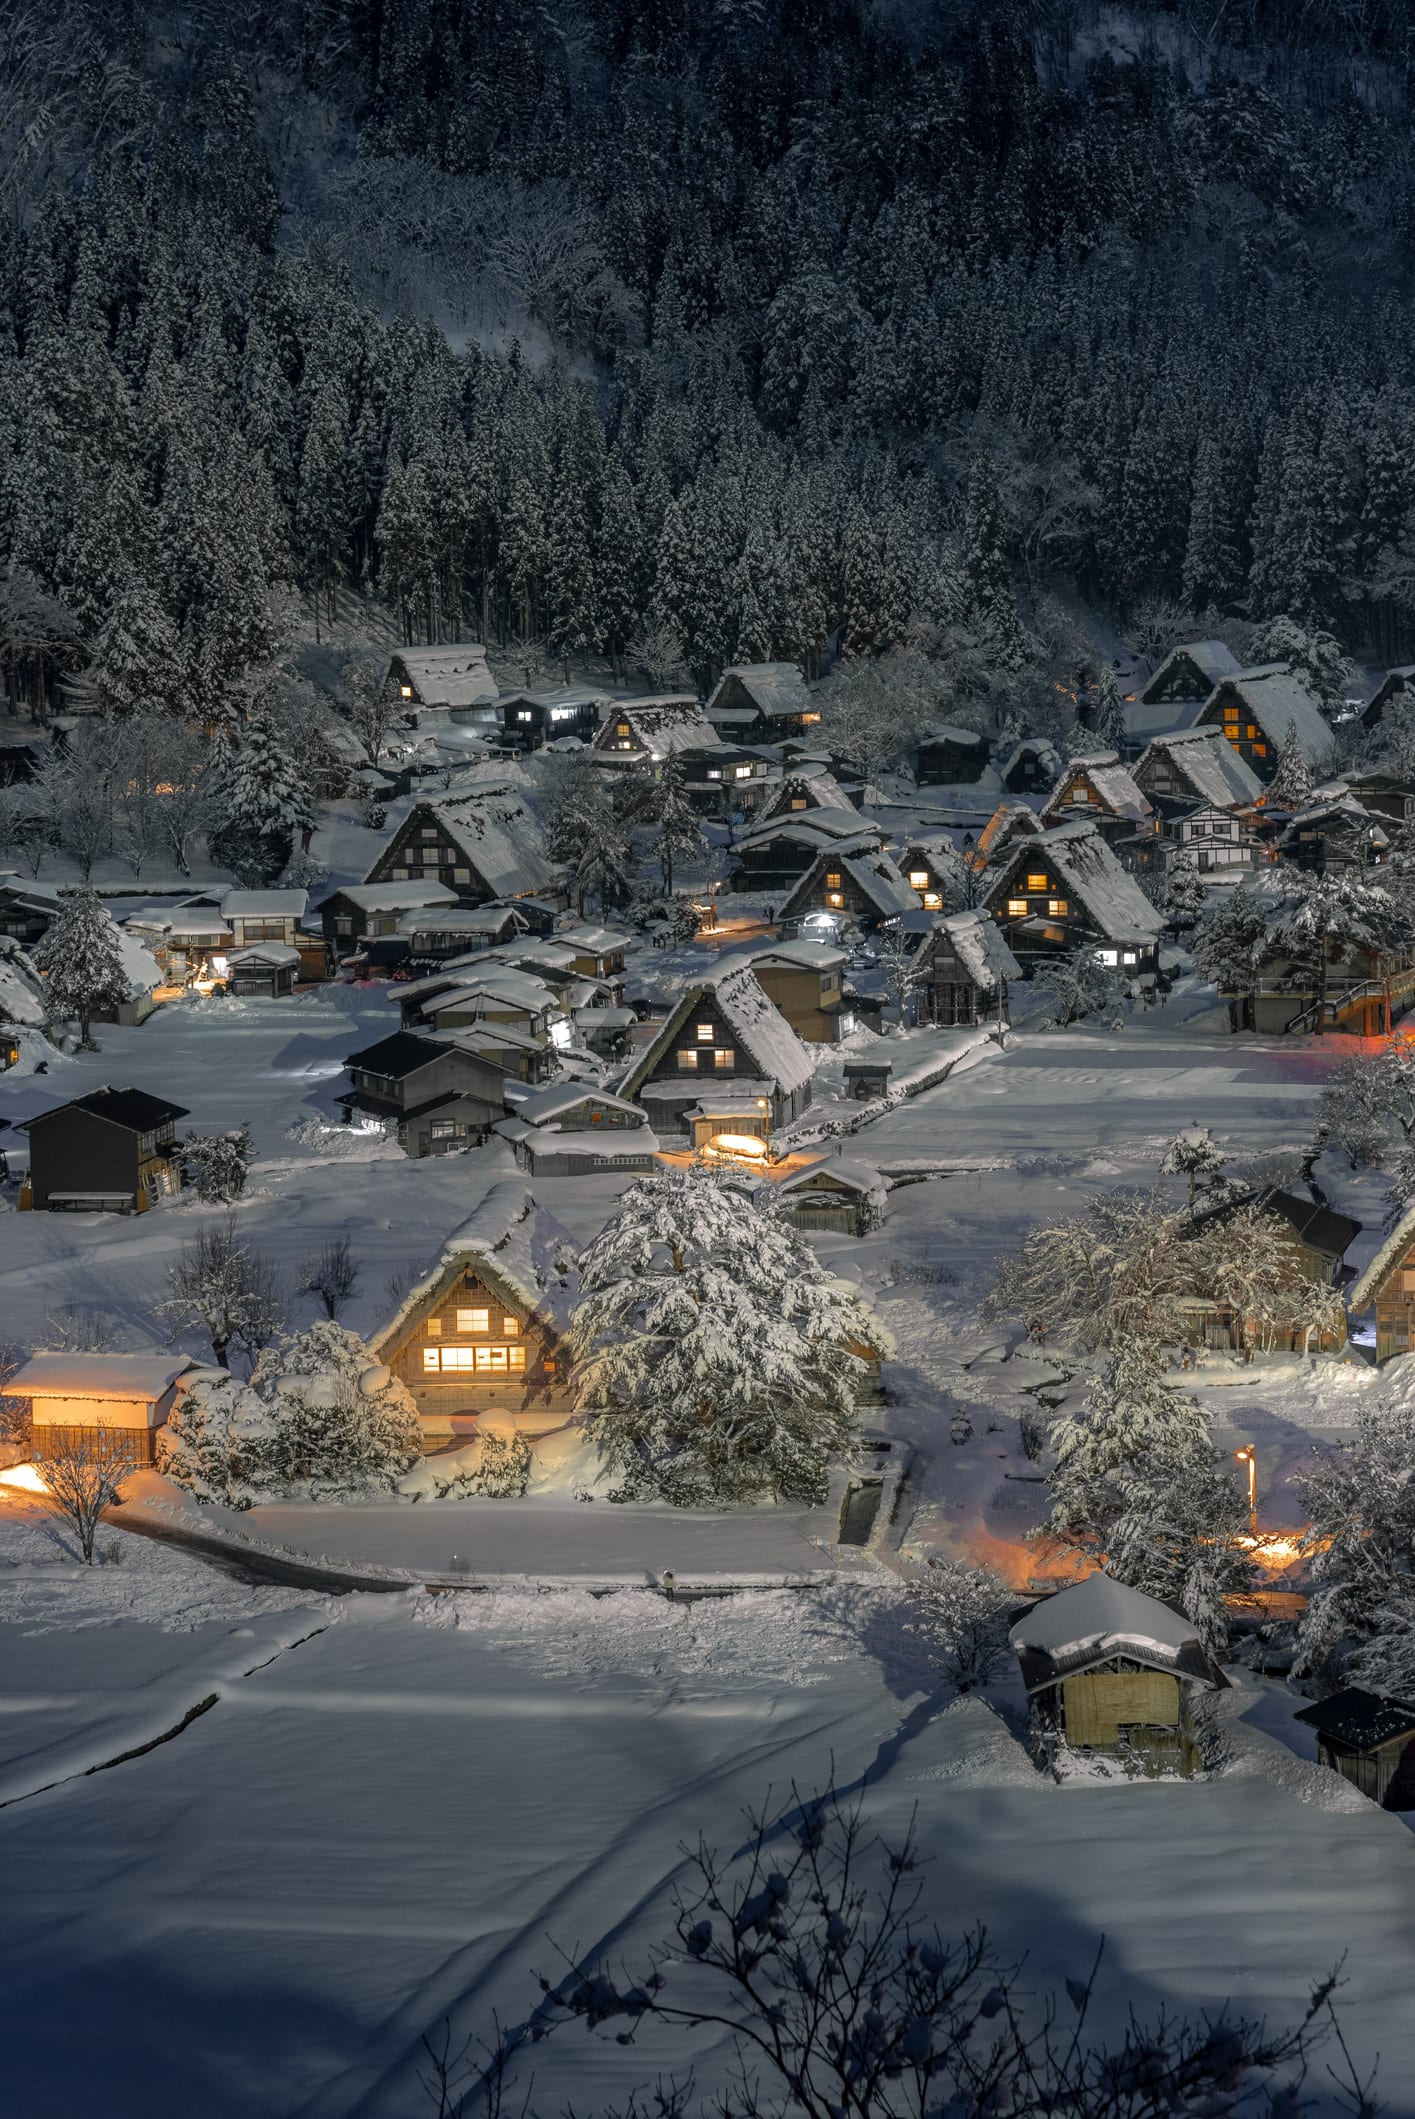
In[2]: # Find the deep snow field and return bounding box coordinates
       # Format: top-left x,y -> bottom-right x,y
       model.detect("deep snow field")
3,968 -> 1413,2115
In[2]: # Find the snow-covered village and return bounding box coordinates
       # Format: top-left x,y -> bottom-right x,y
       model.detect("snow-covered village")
15,3 -> 1415,2114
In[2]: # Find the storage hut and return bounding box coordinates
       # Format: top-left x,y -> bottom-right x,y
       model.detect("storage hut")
1009,1573 -> 1227,1776
1293,1688 -> 1415,1808
19,1087 -> 188,1213
226,942 -> 299,997
14,1351 -> 197,1468
774,1153 -> 886,1235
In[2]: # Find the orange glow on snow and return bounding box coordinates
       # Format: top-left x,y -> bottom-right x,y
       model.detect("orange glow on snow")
0,1462 -> 48,1493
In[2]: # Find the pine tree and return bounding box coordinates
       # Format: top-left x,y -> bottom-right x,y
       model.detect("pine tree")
1181,434 -> 1241,612
651,755 -> 705,892
89,581 -> 181,718
1190,884 -> 1272,1027
1090,665 -> 1126,749
209,711 -> 317,885
1160,1122 -> 1227,1204
962,451 -> 1022,669
1273,870 -> 1398,1035
568,1164 -> 877,1506
1264,718 -> 1314,812
1161,854 -> 1206,931
31,886 -> 131,1048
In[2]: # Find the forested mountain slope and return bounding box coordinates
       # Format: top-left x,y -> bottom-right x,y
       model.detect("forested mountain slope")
4,0 -> 1415,731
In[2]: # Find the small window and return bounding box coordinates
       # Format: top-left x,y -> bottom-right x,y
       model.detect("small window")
1245,724 -> 1258,739
453,868 -> 471,883
714,1047 -> 735,1068
1122,951 -> 1138,965
825,873 -> 842,889
590,1109 -> 602,1123
422,1347 -> 440,1371
1252,743 -> 1267,759
426,1318 -> 442,1337
400,685 -> 413,698
616,721 -> 631,737
1048,898 -> 1069,917
800,711 -> 820,725
735,766 -> 753,779
678,1049 -> 699,1069
518,711 -> 533,723
504,1315 -> 520,1336
1223,704 -> 1240,721
826,892 -> 844,909
1026,873 -> 1049,891
1006,897 -> 1028,916
1097,948 -> 1119,966
923,892 -> 941,910
707,768 -> 722,779
456,1307 -> 490,1334
908,870 -> 929,888
697,1023 -> 714,1042
791,797 -> 807,808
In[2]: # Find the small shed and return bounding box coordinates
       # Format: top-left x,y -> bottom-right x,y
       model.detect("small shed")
15,1351 -> 197,1468
1293,1687 -> 1415,1808
687,1094 -> 773,1158
1009,1573 -> 1227,1776
913,725 -> 991,786
843,1055 -> 892,1101
775,1153 -> 885,1234
226,942 -> 300,997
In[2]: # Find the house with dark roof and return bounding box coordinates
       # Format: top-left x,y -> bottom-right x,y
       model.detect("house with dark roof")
678,743 -> 773,816
1009,1574 -> 1227,1776
591,697 -> 718,769
778,844 -> 920,932
1195,664 -> 1334,782
705,662 -> 815,742
1139,639 -> 1242,707
370,1182 -> 577,1438
1294,1688 -> 1415,1808
731,811 -> 882,891
617,966 -> 814,1136
982,819 -> 1163,972
1180,1185 -> 1358,1352
1277,792 -> 1389,877
913,725 -> 992,785
314,882 -> 462,956
337,1033 -> 509,1158
914,910 -> 1021,1029
1342,769 -> 1415,829
998,737 -> 1061,794
498,684 -> 610,751
0,874 -> 64,947
364,788 -> 565,908
494,1083 -> 658,1176
20,1087 -> 189,1213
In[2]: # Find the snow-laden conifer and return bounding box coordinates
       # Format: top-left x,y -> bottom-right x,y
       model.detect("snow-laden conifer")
568,1164 -> 877,1505
31,886 -> 131,1048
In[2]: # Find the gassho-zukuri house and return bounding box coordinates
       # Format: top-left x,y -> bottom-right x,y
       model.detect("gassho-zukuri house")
1009,1572 -> 1227,1777
614,964 -> 815,1140
369,1183 -> 576,1443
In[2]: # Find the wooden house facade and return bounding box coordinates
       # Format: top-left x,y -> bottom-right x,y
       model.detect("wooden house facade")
913,726 -> 991,785
777,846 -> 919,932
617,965 -> 814,1137
20,1088 -> 188,1213
370,1185 -> 574,1440
1294,1689 -> 1415,1808
495,1083 -> 657,1176
1138,640 -> 1241,706
364,789 -> 564,908
498,685 -> 608,751
774,1153 -> 885,1235
982,821 -> 1162,973
744,939 -> 851,1042
1195,664 -> 1333,783
591,698 -> 717,769
1009,1574 -> 1226,1777
915,911 -> 1021,1028
14,1352 -> 196,1469
1347,1203 -> 1415,1362
338,1032 -> 508,1157
705,662 -> 814,742
731,812 -> 881,892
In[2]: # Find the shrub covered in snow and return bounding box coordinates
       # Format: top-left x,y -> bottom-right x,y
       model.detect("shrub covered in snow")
905,1557 -> 1011,1689
157,1370 -> 279,1507
398,1416 -> 532,1501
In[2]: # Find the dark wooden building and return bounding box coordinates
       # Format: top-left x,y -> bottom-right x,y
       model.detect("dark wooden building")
778,845 -> 920,933
1138,639 -> 1241,706
1194,665 -> 1333,784
497,684 -> 609,751
1009,1574 -> 1227,1777
495,1082 -> 657,1175
1359,666 -> 1415,734
363,788 -> 564,908
704,662 -> 814,742
914,910 -> 1021,1028
913,725 -> 991,786
982,820 -> 1162,973
1294,1688 -> 1415,1808
617,964 -> 814,1137
1347,1203 -> 1415,1362
731,812 -> 882,892
774,1153 -> 885,1235
20,1086 -> 188,1213
338,1032 -> 508,1158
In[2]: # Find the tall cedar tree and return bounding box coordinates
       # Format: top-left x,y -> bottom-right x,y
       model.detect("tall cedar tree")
32,886 -> 131,1046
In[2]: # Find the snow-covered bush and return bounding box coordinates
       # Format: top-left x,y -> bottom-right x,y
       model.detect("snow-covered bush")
569,1164 -> 879,1507
399,1416 -> 532,1501
156,1370 -> 279,1507
178,1126 -> 253,1203
31,887 -> 131,1048
1032,946 -> 1125,1028
1160,1121 -> 1226,1203
256,1322 -> 422,1497
905,1558 -> 1011,1689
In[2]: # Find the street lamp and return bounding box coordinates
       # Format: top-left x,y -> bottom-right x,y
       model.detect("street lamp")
1235,1445 -> 1257,1533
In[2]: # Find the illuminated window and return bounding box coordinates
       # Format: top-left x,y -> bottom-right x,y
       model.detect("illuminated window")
826,892 -> 844,909
422,1347 -> 440,1371
426,1318 -> 442,1337
518,710 -> 533,723
453,868 -> 470,883
697,1022 -> 714,1041
1025,873 -> 1049,891
923,892 -> 942,910
400,685 -> 413,698
456,1307 -> 490,1334
825,872 -> 842,889
1097,948 -> 1119,966
504,1315 -> 520,1335
714,1047 -> 735,1068
1245,723 -> 1258,739
800,711 -> 821,725
1252,743 -> 1267,758
1006,897 -> 1028,916
1123,952 -> 1138,966
908,870 -> 929,888
1223,704 -> 1240,721
791,797 -> 807,809
438,1347 -> 478,1371
707,768 -> 722,779
1048,898 -> 1069,916
678,1049 -> 699,1069
734,765 -> 753,779
616,722 -> 631,737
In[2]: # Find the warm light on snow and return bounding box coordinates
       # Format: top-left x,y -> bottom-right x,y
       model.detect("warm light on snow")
704,1133 -> 769,1162
0,1463 -> 48,1494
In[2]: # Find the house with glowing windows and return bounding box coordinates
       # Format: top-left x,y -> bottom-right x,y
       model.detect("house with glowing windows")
590,698 -> 718,769
1195,664 -> 1333,783
371,1183 -> 577,1440
363,787 -> 565,908
982,819 -> 1162,973
617,965 -> 814,1139
386,645 -> 499,729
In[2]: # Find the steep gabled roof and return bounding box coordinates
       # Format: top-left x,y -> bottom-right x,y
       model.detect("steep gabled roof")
1348,1204 -> 1415,1310
707,662 -> 811,718
777,846 -> 919,922
594,699 -> 719,757
390,643 -> 498,708
21,1086 -> 189,1134
924,909 -> 1022,990
764,771 -> 856,817
1138,727 -> 1263,810
998,736 -> 1061,781
619,965 -> 815,1101
984,820 -> 1162,945
514,1081 -> 646,1127
377,791 -> 562,900
1139,639 -> 1242,704
975,802 -> 1042,863
370,1181 -> 579,1355
776,1151 -> 886,1201
1205,665 -> 1334,763
1009,1573 -> 1226,1692
1043,753 -> 1153,828
321,883 -> 460,916
737,809 -> 879,854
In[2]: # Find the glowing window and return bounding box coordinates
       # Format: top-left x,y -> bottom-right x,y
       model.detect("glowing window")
714,1048 -> 735,1068
825,872 -> 842,889
791,797 -> 807,809
1245,723 -> 1258,738
800,711 -> 821,724
1123,952 -> 1138,965
1097,948 -> 1119,966
504,1315 -> 520,1335
400,685 -> 413,698
456,1307 -> 490,1335
908,870 -> 929,888
1006,897 -> 1028,916
422,1347 -> 440,1371
1026,873 -> 1049,891
426,1318 -> 442,1337
518,711 -> 532,723
1253,743 -> 1267,758
1223,704 -> 1240,721
923,892 -> 942,910
616,722 -> 631,737
697,1023 -> 714,1041
826,892 -> 844,909
678,1049 -> 699,1069
707,768 -> 722,779
734,766 -> 753,779
438,1347 -> 478,1371
1048,898 -> 1069,916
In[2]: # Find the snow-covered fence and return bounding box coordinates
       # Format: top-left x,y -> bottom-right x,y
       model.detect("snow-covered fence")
780,1026 -> 1003,1154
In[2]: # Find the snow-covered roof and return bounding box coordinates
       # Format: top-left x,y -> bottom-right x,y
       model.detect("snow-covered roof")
999,737 -> 1061,780
1139,640 -> 1242,704
594,700 -> 719,757
1348,1205 -> 1415,1310
765,772 -> 855,816
11,1351 -> 194,1402
228,943 -> 300,968
975,802 -> 1042,862
776,1151 -> 886,1201
514,1081 -> 645,1127
1043,753 -> 1154,828
736,810 -> 879,853
221,890 -> 308,919
930,910 -> 1022,990
620,965 -> 815,1102
836,850 -> 921,918
391,643 -> 498,709
396,903 -> 521,936
984,820 -> 1162,946
1009,1573 -> 1224,1690
558,922 -> 631,954
747,939 -> 849,973
0,939 -> 47,1026
498,684 -> 612,712
708,662 -> 811,718
371,1182 -> 579,1351
1138,727 -> 1263,810
917,723 -> 987,748
403,791 -> 562,901
325,883 -> 460,916
426,970 -> 556,1015
1205,666 -> 1334,763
